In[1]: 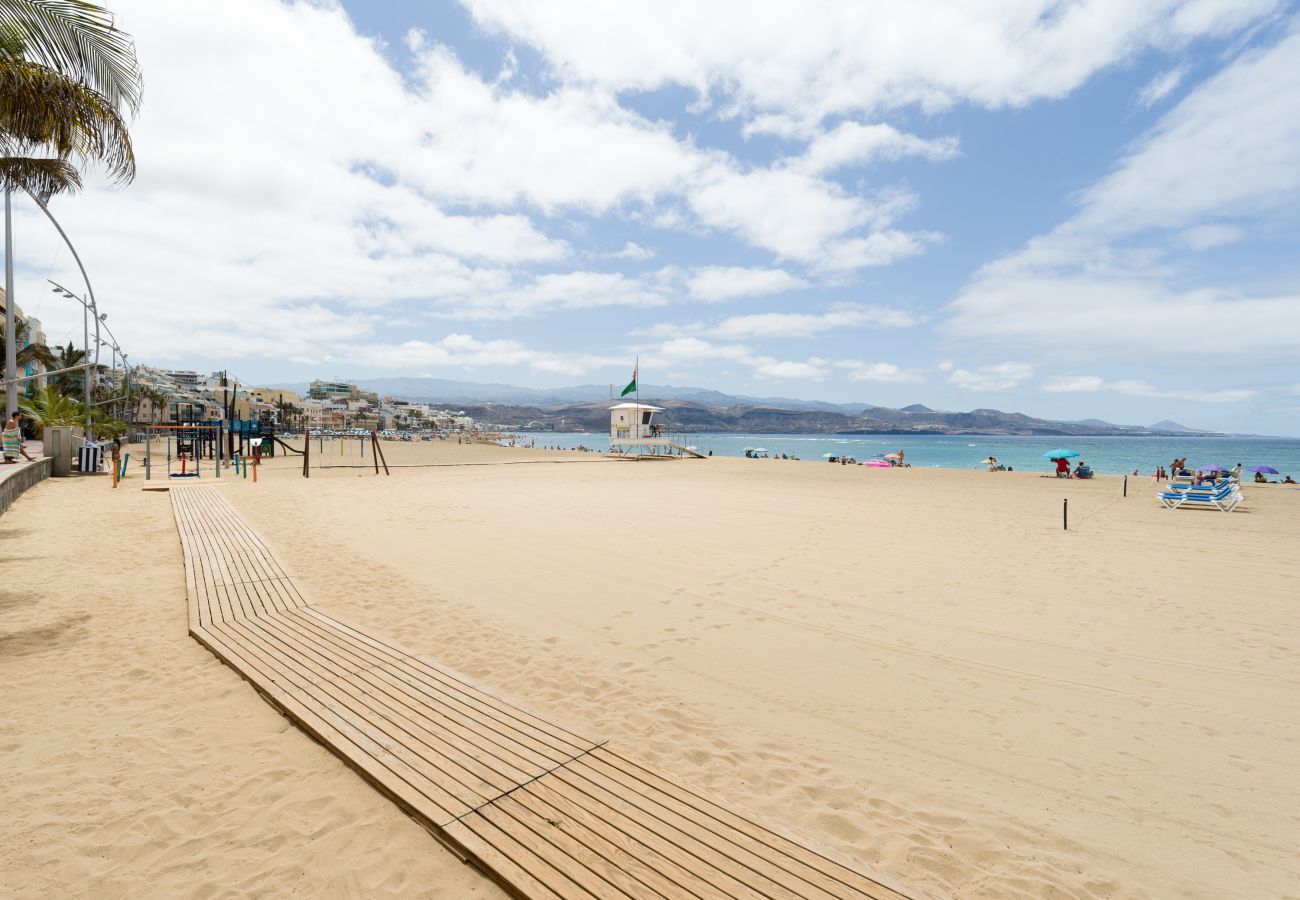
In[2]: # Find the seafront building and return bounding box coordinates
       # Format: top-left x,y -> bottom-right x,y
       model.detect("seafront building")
15,354 -> 476,435
0,288 -> 50,394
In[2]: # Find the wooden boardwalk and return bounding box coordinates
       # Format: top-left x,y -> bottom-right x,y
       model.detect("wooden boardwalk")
171,484 -> 912,900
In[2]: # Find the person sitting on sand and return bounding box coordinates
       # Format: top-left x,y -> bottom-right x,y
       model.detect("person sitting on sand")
1255,472 -> 1268,484
2,411 -> 33,463
1055,457 -> 1070,478
1284,475 -> 1296,484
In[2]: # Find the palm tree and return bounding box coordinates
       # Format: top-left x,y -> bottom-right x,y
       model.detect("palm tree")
0,319 -> 56,371
18,382 -> 83,434
0,0 -> 141,196
2,1 -> 141,416
46,339 -> 83,392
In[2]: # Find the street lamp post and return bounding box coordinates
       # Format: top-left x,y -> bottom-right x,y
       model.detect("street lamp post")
51,282 -> 98,415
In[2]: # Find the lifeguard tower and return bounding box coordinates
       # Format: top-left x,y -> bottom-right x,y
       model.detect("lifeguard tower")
609,402 -> 669,457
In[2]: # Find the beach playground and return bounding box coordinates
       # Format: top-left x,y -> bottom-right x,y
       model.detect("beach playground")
3,437 -> 1299,899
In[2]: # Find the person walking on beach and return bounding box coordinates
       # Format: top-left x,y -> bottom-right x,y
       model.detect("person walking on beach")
3,411 -> 33,463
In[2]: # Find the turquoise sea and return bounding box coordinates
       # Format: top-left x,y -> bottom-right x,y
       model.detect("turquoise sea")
512,432 -> 1300,478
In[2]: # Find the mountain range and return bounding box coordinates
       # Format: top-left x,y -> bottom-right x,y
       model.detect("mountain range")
270,376 -> 1215,436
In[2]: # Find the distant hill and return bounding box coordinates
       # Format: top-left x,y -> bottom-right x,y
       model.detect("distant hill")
1149,419 -> 1200,433
454,399 -> 1222,437
270,376 -> 874,414
266,375 -> 1222,436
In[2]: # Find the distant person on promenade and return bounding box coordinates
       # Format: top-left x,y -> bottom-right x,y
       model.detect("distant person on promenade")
2,411 -> 34,464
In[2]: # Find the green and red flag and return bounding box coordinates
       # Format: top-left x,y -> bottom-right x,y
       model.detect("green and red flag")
620,364 -> 637,397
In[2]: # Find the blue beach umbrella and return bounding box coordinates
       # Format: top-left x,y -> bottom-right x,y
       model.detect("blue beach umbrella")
1041,448 -> 1079,459
1198,465 -> 1228,472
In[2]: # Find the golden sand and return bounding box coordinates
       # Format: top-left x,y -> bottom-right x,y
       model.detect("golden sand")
4,437 -> 1299,898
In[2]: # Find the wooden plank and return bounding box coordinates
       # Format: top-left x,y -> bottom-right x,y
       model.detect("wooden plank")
591,750 -> 910,900
201,611 -> 476,822
447,809 -> 602,900
471,796 -> 656,899
264,610 -> 574,781
246,611 -> 543,797
506,778 -> 738,900
220,612 -> 501,815
556,757 -> 834,899
441,815 -> 569,900
297,608 -> 597,755
191,619 -> 478,830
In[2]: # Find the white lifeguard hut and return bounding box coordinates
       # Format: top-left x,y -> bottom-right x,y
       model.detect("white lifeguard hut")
609,402 -> 669,456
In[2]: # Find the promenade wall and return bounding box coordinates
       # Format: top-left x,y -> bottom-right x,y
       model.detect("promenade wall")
0,458 -> 53,517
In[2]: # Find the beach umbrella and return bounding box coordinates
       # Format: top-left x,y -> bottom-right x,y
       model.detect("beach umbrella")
884,453 -> 902,459
1041,448 -> 1079,459
1249,465 -> 1278,474
821,452 -> 836,458
1198,465 -> 1227,472
752,448 -> 767,453
980,457 -> 996,465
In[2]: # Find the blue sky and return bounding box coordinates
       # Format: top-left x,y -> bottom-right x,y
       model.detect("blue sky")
10,0 -> 1300,433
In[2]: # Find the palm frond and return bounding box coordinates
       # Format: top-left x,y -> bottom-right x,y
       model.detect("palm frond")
0,57 -> 134,182
0,153 -> 80,194
0,0 -> 141,113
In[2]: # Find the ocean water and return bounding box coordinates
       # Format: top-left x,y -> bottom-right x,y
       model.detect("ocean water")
509,432 -> 1300,478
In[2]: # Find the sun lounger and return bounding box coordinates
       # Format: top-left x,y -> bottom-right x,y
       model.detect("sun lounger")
1157,483 -> 1243,511
1166,480 -> 1239,493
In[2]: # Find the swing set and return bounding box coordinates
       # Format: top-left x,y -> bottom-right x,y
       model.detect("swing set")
141,423 -> 225,480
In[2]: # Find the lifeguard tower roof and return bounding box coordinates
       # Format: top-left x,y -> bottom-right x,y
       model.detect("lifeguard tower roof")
608,402 -> 663,411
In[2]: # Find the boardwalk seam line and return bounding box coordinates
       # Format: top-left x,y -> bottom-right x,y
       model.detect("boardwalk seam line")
449,740 -> 611,827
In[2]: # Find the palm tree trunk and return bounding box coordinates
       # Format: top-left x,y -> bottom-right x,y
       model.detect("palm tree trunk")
5,186 -> 16,417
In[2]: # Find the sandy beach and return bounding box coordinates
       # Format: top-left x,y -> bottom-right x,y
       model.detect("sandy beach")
4,438 -> 1299,898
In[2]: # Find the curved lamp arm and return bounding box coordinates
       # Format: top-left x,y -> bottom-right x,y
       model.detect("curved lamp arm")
25,189 -> 100,372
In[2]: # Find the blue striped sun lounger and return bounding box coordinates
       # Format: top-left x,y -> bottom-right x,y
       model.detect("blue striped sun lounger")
1157,483 -> 1243,511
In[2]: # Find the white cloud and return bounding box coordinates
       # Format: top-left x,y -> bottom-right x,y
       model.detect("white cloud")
424,270 -> 676,320
606,241 -> 656,260
710,304 -> 923,339
1179,223 -> 1243,249
942,27 -> 1300,365
1073,29 -> 1300,237
1045,375 -> 1106,392
637,303 -> 922,341
835,361 -> 925,383
791,122 -> 959,176
686,266 -> 808,302
686,165 -> 929,269
462,0 -> 1278,127
330,333 -> 622,377
649,336 -> 915,384
1047,374 -> 1256,403
949,362 -> 1035,391
753,359 -> 828,380
1135,66 -> 1187,108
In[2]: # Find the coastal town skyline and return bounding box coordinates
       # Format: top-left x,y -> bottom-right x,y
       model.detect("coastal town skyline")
6,0 -> 1298,435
